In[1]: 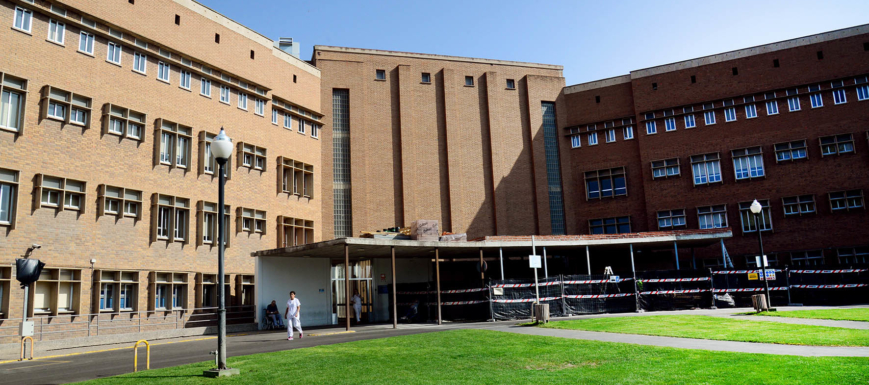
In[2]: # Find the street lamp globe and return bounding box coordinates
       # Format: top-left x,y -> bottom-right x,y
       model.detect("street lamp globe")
749,199 -> 762,214
211,128 -> 233,161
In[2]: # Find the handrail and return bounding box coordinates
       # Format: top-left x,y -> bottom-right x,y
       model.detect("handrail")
133,339 -> 150,372
19,336 -> 34,361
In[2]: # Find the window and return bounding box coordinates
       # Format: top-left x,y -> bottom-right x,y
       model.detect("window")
819,134 -> 854,156
623,126 -> 634,139
570,134 -> 581,148
157,61 -> 170,82
200,78 -> 211,97
421,73 -> 431,83
99,283 -> 114,311
684,114 -> 696,128
108,28 -> 123,39
774,140 -> 807,161
132,52 -> 147,74
831,81 -> 847,104
808,86 -> 823,108
664,118 -> 676,132
155,119 -> 193,168
506,79 -> 515,89
311,123 -> 320,139
238,208 -> 267,234
106,42 -> 122,64
651,158 -> 680,179
645,121 -> 657,134
697,205 -> 727,229
279,216 -> 315,247
585,167 -> 626,199
239,143 -> 267,170
152,195 -> 190,243
589,217 -> 631,234
198,132 -> 232,178
787,89 -> 800,111
857,77 -> 869,101
782,195 -> 815,215
41,86 -> 92,128
272,109 -> 279,125
47,19 -> 65,44
238,92 -> 248,110
765,92 -> 779,115
104,104 -> 145,141
465,76 -> 474,86
0,168 -> 19,227
837,247 -> 869,264
31,269 -> 81,315
731,147 -> 764,180
829,190 -> 863,212
744,97 -> 757,118
299,120 -> 307,135
739,200 -> 772,233
47,100 -> 65,120
375,70 -> 386,80
99,185 -> 142,219
724,107 -> 736,122
690,153 -> 722,185
703,109 -> 716,125
13,7 -> 32,33
746,254 -> 779,268
587,132 -> 598,145
657,209 -> 686,229
78,32 -> 94,55
150,272 -> 187,310
176,70 -> 190,90
791,250 -> 824,266
279,157 -> 314,197
95,270 -> 138,312
36,175 -> 86,212
255,98 -> 265,116
284,113 -> 292,130
219,85 -> 230,104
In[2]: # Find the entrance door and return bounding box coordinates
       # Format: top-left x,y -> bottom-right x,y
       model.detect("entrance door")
330,260 -> 373,324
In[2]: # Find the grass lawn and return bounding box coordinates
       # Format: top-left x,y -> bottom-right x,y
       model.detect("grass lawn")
540,315 -> 869,346
751,308 -> 869,322
77,329 -> 867,385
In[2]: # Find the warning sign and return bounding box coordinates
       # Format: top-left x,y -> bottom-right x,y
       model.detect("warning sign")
765,269 -> 776,280
748,272 -> 759,281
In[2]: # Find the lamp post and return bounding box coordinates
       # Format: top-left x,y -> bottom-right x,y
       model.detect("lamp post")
204,128 -> 238,377
750,199 -> 772,310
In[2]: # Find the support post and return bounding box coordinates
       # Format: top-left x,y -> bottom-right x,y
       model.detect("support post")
754,214 -> 772,308
785,266 -> 792,306
692,248 -> 696,270
630,244 -> 640,312
499,247 -> 504,281
435,248 -> 442,325
479,248 -> 485,282
391,246 -> 397,329
345,244 -> 350,331
543,247 -> 549,279
532,236 -> 539,304
674,241 -> 680,270
585,246 -> 591,275
216,160 -> 227,370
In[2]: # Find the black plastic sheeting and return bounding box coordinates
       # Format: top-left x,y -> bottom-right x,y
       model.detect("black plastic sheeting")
394,281 -> 490,322
562,274 -> 636,315
714,268 -> 793,308
637,269 -> 713,311
490,277 -> 565,320
787,265 -> 869,306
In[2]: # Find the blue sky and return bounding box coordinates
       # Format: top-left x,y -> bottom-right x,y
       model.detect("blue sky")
201,0 -> 869,85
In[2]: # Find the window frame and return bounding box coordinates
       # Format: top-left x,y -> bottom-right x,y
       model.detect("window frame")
98,185 -> 143,220
46,19 -> 65,45
78,31 -> 95,56
657,209 -> 686,230
154,118 -> 193,169
790,250 -> 824,267
238,142 -> 267,171
819,133 -> 855,156
738,199 -> 772,234
157,61 -> 170,83
149,272 -> 188,311
278,216 -> 315,247
278,156 -> 314,198
13,6 -> 33,34
588,216 -> 631,235
645,121 -> 657,135
103,103 -> 145,141
150,194 -> 190,243
584,167 -> 627,200
651,158 -> 680,179
623,126 -> 634,140
773,140 -> 808,162
200,77 -> 211,97
828,189 -> 864,213
697,204 -> 728,229
106,42 -> 122,65
237,207 -> 267,234
238,92 -> 248,110
0,72 -> 29,134
29,269 -> 82,316
837,247 -> 869,265
731,147 -> 765,181
605,129 -> 616,143
683,114 -> 696,128
664,117 -> 676,132
197,201 -> 231,247
689,153 -> 722,186
35,174 -> 87,213
41,86 -> 93,128
179,70 -> 191,90
254,98 -> 265,116
198,131 -> 232,179
132,51 -> 147,74
0,168 -> 20,229
782,195 -> 815,216
219,85 -> 231,104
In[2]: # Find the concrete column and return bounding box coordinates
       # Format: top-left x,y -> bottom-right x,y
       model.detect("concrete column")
674,241 -> 680,270
391,246 -> 397,329
435,248 -> 442,325
345,244 -> 350,331
543,246 -> 548,279
585,246 -> 591,275
499,247 -> 504,280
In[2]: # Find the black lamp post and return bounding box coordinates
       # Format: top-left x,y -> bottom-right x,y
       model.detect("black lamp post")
750,199 -> 772,310
204,128 -> 239,377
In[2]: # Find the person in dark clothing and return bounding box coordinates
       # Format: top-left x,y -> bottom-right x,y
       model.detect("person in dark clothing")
400,299 -> 420,323
266,300 -> 284,327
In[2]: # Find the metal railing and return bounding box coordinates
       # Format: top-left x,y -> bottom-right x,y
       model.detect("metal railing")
0,305 -> 256,343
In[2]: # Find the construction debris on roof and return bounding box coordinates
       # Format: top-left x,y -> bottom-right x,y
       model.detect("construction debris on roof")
358,220 -> 467,242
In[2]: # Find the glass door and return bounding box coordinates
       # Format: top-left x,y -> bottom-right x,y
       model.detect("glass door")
331,260 -> 374,324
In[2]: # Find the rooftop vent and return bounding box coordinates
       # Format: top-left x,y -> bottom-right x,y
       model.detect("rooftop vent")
277,37 -> 300,59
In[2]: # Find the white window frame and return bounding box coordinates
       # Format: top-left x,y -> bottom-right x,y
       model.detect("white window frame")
664,118 -> 676,132
732,147 -> 765,180
13,7 -> 33,33
238,92 -> 248,110
570,135 -> 581,148
179,71 -> 191,90
645,121 -> 656,135
690,153 -> 722,186
697,205 -> 728,229
745,104 -> 757,119
765,100 -> 779,115
810,92 -> 823,108
703,111 -> 716,125
684,114 -> 696,128
857,78 -> 869,101
311,123 -> 319,139
78,31 -> 94,55
587,132 -> 598,145
0,169 -> 19,227
832,88 -> 847,105
788,96 -> 801,111
283,114 -> 292,130
724,107 -> 736,122
47,19 -> 65,45
219,85 -> 230,104
605,129 -> 615,143
272,109 -> 278,125
200,78 -> 211,97
157,61 -> 170,83
132,52 -> 147,74
623,126 -> 634,140
298,120 -> 306,135
255,99 -> 264,116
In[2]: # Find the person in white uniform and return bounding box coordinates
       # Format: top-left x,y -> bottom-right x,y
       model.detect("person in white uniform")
284,291 -> 303,340
350,290 -> 362,323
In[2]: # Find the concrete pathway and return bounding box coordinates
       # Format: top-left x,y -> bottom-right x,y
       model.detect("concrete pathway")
483,324 -> 869,357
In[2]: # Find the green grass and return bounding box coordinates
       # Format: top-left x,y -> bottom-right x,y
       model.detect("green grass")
540,315 -> 869,346
77,329 -> 867,385
751,308 -> 869,322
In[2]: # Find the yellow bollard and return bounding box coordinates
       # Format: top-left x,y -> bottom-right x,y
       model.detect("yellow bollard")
133,339 -> 150,372
19,336 -> 34,361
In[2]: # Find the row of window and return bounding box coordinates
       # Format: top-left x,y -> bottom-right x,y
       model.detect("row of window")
739,247 -> 869,268
9,6 -> 322,137
0,168 -> 316,247
569,76 -> 869,148
591,190 -> 865,235
374,69 -> 517,90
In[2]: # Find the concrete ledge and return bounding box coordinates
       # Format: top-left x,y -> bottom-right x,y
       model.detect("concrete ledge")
0,323 -> 258,355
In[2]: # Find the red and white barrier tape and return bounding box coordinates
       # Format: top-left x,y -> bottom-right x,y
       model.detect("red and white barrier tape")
790,284 -> 868,289
713,270 -> 783,274
492,296 -> 561,303
640,289 -> 710,295
562,278 -> 633,284
713,287 -> 788,293
441,300 -> 489,305
396,291 -> 435,295
397,287 -> 489,295
790,269 -> 868,274
491,281 -> 562,288
564,293 -> 635,299
639,277 -> 710,283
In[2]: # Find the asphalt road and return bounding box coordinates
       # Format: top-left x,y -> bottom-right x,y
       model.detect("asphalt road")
0,325 -> 450,385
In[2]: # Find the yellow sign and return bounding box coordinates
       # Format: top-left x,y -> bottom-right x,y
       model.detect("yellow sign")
747,272 -> 759,281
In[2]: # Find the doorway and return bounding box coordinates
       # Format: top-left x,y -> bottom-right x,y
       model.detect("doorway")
330,260 -> 374,324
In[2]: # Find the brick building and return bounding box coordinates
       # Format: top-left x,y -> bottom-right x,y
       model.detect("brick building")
0,0 -> 867,339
